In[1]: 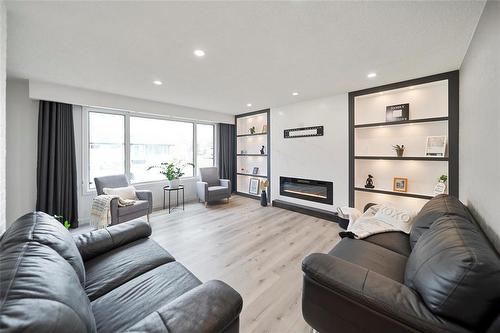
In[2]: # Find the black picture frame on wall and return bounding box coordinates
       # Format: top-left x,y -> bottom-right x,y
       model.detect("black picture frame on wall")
348,70 -> 459,207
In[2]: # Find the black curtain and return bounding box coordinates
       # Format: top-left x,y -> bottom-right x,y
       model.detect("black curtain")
218,123 -> 236,192
36,101 -> 79,227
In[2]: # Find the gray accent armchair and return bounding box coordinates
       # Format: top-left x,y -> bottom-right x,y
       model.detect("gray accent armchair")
196,167 -> 231,206
94,174 -> 153,224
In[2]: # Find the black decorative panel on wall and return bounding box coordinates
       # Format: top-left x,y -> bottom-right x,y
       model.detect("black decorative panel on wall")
284,126 -> 323,138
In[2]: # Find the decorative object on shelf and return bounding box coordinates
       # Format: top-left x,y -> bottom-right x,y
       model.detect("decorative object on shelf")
249,126 -> 256,134
240,167 -> 246,173
364,174 -> 375,189
260,145 -> 265,155
433,174 -> 448,196
393,177 -> 408,192
386,103 -> 409,122
425,135 -> 447,157
284,126 -> 324,138
252,167 -> 259,175
260,179 -> 269,206
262,124 -> 268,133
240,149 -> 246,154
249,178 -> 260,195
392,144 -> 405,157
148,161 -> 193,189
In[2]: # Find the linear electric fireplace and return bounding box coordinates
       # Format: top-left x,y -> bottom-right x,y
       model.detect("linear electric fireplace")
280,177 -> 333,205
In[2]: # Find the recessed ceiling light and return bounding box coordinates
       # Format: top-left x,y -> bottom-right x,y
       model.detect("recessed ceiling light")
153,80 -> 163,85
292,92 -> 299,96
194,49 -> 205,57
246,103 -> 252,107
367,73 -> 377,78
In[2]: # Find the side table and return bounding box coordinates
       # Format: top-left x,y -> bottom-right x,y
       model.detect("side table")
163,185 -> 185,214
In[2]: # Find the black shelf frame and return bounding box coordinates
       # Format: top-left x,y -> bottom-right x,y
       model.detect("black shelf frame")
235,109 -> 271,201
348,70 -> 459,207
354,116 -> 448,128
237,132 -> 268,137
237,154 -> 268,157
237,173 -> 268,178
355,156 -> 448,161
354,187 -> 434,200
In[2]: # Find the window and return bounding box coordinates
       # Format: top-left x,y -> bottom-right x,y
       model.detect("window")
88,112 -> 125,188
196,124 -> 215,171
130,117 -> 194,183
85,108 -> 215,191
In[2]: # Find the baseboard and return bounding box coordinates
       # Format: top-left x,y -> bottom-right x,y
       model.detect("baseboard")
272,199 -> 342,224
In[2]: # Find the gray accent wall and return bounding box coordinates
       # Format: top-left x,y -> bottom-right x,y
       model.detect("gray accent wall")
459,0 -> 500,252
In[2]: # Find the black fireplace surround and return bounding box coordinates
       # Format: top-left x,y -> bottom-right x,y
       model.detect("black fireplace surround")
280,177 -> 333,205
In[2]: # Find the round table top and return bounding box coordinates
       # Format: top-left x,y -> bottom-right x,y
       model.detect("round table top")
163,185 -> 184,190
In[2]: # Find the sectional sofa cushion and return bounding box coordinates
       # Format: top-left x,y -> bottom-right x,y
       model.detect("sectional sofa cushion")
0,241 -> 96,333
91,261 -> 202,333
0,211 -> 86,286
409,194 -> 472,249
363,231 -> 411,257
329,238 -> 408,282
84,238 -> 175,301
405,215 -> 500,328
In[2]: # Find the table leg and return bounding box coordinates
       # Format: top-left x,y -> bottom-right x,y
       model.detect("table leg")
177,190 -> 179,209
183,188 -> 185,210
163,190 -> 165,210
168,190 -> 171,214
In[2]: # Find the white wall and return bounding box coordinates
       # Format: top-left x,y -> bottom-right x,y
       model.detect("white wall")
270,94 -> 348,212
459,0 -> 500,252
5,79 -> 231,226
5,79 -> 37,227
0,0 -> 6,233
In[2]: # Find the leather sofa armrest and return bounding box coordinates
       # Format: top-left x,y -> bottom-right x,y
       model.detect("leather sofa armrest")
73,219 -> 152,261
135,190 -> 153,214
302,253 -> 470,333
197,181 -> 208,202
220,179 -> 231,192
126,280 -> 243,333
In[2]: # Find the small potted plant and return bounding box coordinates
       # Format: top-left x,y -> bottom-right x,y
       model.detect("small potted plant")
433,174 -> 448,196
148,161 -> 193,188
392,144 -> 405,157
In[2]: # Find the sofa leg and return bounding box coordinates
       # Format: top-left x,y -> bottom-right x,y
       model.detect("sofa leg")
147,214 -> 150,222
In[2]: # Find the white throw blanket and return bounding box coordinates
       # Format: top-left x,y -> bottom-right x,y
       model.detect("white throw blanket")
338,204 -> 415,239
90,195 -> 135,229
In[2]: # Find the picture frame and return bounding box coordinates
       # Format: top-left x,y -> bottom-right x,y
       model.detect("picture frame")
249,178 -> 260,195
252,167 -> 259,175
262,124 -> 268,134
425,136 -> 447,157
386,104 -> 409,122
393,177 -> 408,192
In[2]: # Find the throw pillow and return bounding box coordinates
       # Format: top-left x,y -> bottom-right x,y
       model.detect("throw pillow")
103,185 -> 137,200
373,204 -> 415,234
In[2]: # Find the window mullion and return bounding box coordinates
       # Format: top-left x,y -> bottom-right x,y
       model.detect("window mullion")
124,114 -> 131,179
193,122 -> 197,177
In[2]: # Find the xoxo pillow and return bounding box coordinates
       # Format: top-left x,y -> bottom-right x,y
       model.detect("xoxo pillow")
373,205 -> 415,233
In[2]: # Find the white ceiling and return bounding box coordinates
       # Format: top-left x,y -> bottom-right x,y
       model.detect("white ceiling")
6,1 -> 484,115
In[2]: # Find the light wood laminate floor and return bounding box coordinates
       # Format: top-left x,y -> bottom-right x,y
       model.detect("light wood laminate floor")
149,195 -> 341,333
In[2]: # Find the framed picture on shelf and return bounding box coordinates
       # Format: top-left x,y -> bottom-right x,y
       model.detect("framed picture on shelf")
393,177 -> 408,192
249,178 -> 260,195
425,136 -> 447,157
386,104 -> 409,122
252,167 -> 259,175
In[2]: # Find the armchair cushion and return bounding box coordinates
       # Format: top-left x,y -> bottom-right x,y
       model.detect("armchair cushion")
199,167 -> 220,186
73,219 -> 152,261
117,200 -> 149,217
94,174 -> 129,195
103,185 -> 137,200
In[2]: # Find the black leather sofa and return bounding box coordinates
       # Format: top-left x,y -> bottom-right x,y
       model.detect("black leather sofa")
302,195 -> 500,333
0,212 -> 243,333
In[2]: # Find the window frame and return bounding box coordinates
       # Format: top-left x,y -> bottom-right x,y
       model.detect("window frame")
82,106 -> 217,194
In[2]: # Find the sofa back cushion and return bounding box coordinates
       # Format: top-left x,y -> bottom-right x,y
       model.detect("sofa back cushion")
1,212 -> 85,285
409,194 -> 471,248
405,215 -> 500,329
0,240 -> 96,332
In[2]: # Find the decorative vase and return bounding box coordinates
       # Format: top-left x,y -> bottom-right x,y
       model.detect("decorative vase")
260,190 -> 268,207
396,150 -> 404,157
168,178 -> 180,189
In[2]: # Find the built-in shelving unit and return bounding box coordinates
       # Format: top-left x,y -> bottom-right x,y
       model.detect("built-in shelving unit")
235,109 -> 270,200
349,71 -> 459,211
